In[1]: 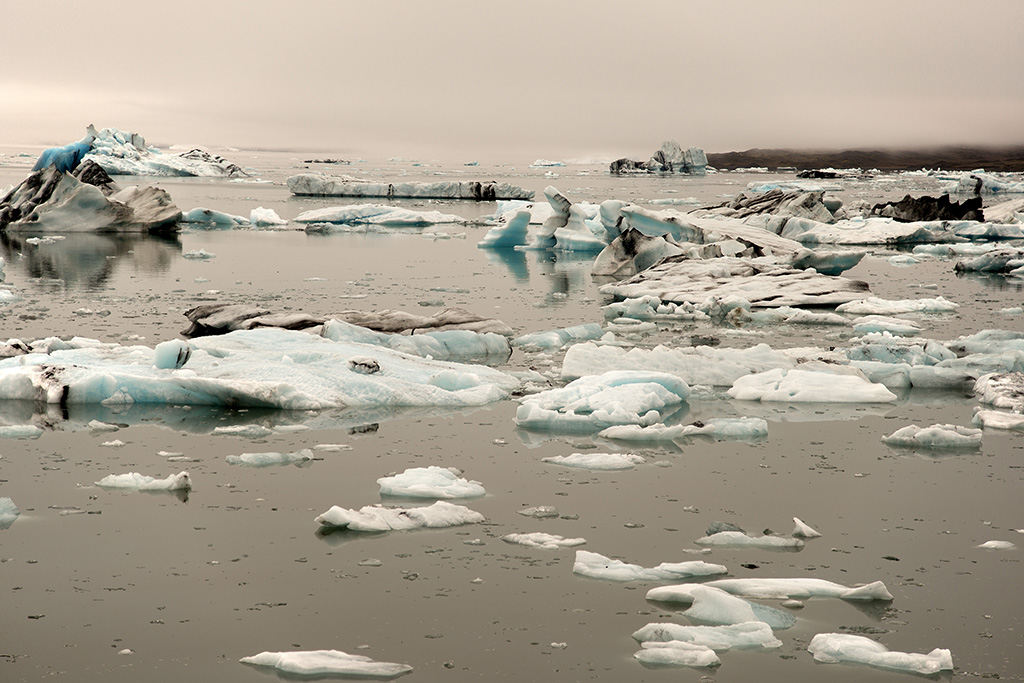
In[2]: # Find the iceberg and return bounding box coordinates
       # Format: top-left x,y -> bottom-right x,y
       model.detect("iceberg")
977,540 -> 1016,550
0,497 -> 20,530
851,315 -> 922,337
95,471 -> 192,491
541,452 -> 645,470
239,650 -> 412,679
807,633 -> 952,675
33,132 -> 94,173
942,171 -> 1024,195
296,203 -> 465,227
645,584 -> 797,629
0,424 -> 43,439
972,408 -> 1024,431
881,423 -> 983,449
973,372 -> 1024,412
871,193 -> 983,222
225,449 -> 314,467
766,215 -> 968,245
572,550 -> 727,582
287,172 -> 533,200
515,371 -> 690,433
791,516 -> 822,538
512,323 -> 604,351
377,466 -> 485,499
500,532 -> 586,549
248,207 -> 287,227
633,642 -> 720,668
836,296 -> 958,315
954,247 -> 1024,274
610,141 -> 708,175
702,578 -> 892,601
477,209 -> 531,249
694,530 -> 804,550
599,418 -> 768,442
315,500 -> 484,532
632,621 -> 783,651
181,207 -> 249,226
728,368 -> 897,403
78,126 -> 247,177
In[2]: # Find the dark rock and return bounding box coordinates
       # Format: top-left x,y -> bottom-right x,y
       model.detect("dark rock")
870,194 -> 983,223
797,170 -> 841,179
72,160 -> 118,195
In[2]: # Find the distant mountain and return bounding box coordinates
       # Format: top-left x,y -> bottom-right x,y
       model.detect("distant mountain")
705,146 -> 1024,172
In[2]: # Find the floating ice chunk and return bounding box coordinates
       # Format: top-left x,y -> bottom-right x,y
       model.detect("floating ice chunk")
632,621 -> 783,651
634,641 -> 720,668
516,371 -> 690,433
974,372 -> 1024,412
297,203 -> 464,227
645,584 -> 797,629
315,500 -> 484,532
851,315 -> 922,337
517,506 -> 559,518
695,531 -> 804,550
249,207 -> 287,227
807,633 -> 952,675
95,471 -> 192,491
88,420 -> 120,432
288,173 -> 533,200
211,425 -> 274,438
943,171 -> 1024,194
972,409 -> 1024,431
792,517 -> 822,538
239,650 -> 412,679
225,449 -> 314,467
542,452 -> 645,470
836,296 -> 958,315
703,578 -> 892,601
477,209 -> 531,248
881,423 -> 982,449
0,497 -> 20,530
599,418 -> 768,442
977,540 -> 1016,550
153,339 -> 192,370
0,424 -> 43,439
182,249 -> 215,260
531,159 -> 565,167
572,550 -> 727,582
501,532 -> 586,549
512,323 -> 604,351
377,466 -> 485,499
728,368 -> 896,403
321,318 -> 511,362
181,207 -> 249,226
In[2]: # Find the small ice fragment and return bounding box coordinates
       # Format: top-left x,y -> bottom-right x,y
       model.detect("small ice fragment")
226,449 -> 314,468
792,517 -> 822,538
315,501 -> 483,532
88,420 -> 120,432
240,650 -> 413,678
517,506 -> 559,518
118,648 -> 133,655
153,339 -> 192,370
881,423 -> 982,449
314,443 -> 353,452
634,641 -> 721,668
100,440 -> 126,448
501,532 -> 586,549
977,540 -> 1016,550
541,453 -> 644,470
358,559 -> 383,567
95,471 -> 192,491
377,466 -> 485,499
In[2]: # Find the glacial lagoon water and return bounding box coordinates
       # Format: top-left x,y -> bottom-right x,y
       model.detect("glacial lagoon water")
1,148 -> 1022,681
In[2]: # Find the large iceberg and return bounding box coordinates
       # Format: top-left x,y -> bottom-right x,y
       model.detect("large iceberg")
610,140 -> 708,175
288,172 -> 533,200
807,633 -> 952,675
572,550 -> 727,582
239,650 -> 412,679
377,466 -> 485,499
315,500 -> 484,532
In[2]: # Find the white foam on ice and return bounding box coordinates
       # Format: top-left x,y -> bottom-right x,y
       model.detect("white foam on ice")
572,550 -> 727,582
807,633 -> 952,675
377,466 -> 485,499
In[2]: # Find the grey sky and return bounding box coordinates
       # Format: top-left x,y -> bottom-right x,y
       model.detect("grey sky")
3,0 -> 1023,161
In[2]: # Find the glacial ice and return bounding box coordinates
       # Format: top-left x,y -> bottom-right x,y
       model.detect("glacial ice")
296,204 -> 464,227
377,466 -> 485,499
153,339 -> 192,370
972,409 -> 1024,431
836,296 -> 958,315
632,621 -> 783,651
599,418 -> 769,442
541,452 -> 645,470
694,531 -> 804,550
792,517 -> 822,538
95,471 -> 192,491
248,207 -> 287,227
512,323 -> 604,351
977,540 -> 1016,550
82,126 -> 246,177
851,315 -> 922,337
645,584 -> 797,629
321,318 -> 512,362
728,369 -> 897,403
0,497 -> 20,529
33,135 -> 93,173
0,328 -> 518,410
572,550 -> 727,582
501,532 -> 587,549
181,207 -> 249,226
942,171 -> 1024,195
225,449 -> 314,467
633,642 -> 720,668
315,500 -> 484,532
0,425 -> 43,439
477,209 -> 532,249
702,578 -> 892,601
515,371 -> 690,432
807,633 -> 952,675
973,372 -> 1024,412
881,423 -> 983,449
288,172 -> 533,200
239,650 -> 412,679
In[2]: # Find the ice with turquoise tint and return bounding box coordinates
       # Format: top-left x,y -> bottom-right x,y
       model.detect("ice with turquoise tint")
645,584 -> 797,630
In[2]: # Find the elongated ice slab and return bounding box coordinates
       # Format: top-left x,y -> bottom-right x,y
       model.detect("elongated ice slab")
634,641 -> 720,668
599,418 -> 768,442
315,501 -> 483,532
728,369 -> 896,403
240,650 -> 412,679
972,409 -> 1024,431
95,471 -> 192,491
288,173 -> 533,200
377,466 -> 485,499
977,540 -> 1016,550
807,633 -> 952,675
542,453 -> 645,470
225,449 -> 313,467
645,584 -> 797,629
702,578 -> 892,601
695,531 -> 805,550
632,621 -> 783,650
836,296 -> 958,315
501,532 -> 586,549
296,204 -> 464,227
0,424 -> 43,439
881,423 -> 982,449
572,550 -> 726,582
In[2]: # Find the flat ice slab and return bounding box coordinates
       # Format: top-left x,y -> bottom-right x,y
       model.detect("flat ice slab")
728,369 -> 897,403
972,409 -> 1024,431
836,296 -> 958,315
542,453 -> 645,470
377,466 -> 485,498
599,418 -> 768,442
225,449 -> 314,467
694,530 -> 805,550
702,578 -> 893,601
288,172 -> 533,200
974,372 -> 1024,412
501,532 -> 587,549
315,501 -> 483,532
296,204 -> 465,227
881,423 -> 983,449
632,621 -> 783,651
572,550 -> 726,582
633,641 -> 720,668
807,633 -> 953,675
240,650 -> 412,679
95,471 -> 192,491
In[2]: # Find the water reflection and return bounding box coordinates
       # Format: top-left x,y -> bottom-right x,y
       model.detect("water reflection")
0,232 -> 181,290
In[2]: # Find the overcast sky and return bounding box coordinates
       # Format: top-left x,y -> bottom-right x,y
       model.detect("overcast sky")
3,0 -> 1023,161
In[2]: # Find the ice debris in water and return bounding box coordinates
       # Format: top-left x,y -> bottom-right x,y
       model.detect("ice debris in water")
249,207 -> 287,227
599,418 -> 768,442
541,452 -> 645,470
239,650 -> 413,679
632,621 -> 783,651
95,471 -> 192,491
700,578 -> 893,601
881,423 -> 983,449
792,517 -> 822,538
727,369 -> 897,403
0,425 -> 43,439
972,409 -> 1024,431
0,497 -> 20,529
315,500 -> 483,532
296,203 -> 464,227
835,296 -> 958,315
645,584 -> 797,629
376,466 -> 485,499
851,315 -> 922,337
695,530 -> 804,550
572,550 -> 727,582
633,641 -> 720,669
515,371 -> 690,433
516,506 -> 559,518
501,532 -> 587,549
977,540 -> 1016,550
225,449 -> 314,467
211,425 -> 275,438
807,633 -> 952,675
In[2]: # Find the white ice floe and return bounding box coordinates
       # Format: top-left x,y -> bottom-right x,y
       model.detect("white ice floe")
512,323 -> 604,351
315,500 -> 484,532
942,171 -> 1024,195
211,425 -> 274,438
702,578 -> 892,601
240,650 -> 412,679
807,633 -> 952,675
516,371 -> 690,433
377,466 -> 485,499
728,368 -> 897,403
248,207 -> 287,227
477,209 -> 531,248
0,424 -> 43,439
977,540 -> 1016,550
632,621 -> 783,651
791,517 -> 822,538
836,296 -> 958,315
694,531 -> 805,550
973,372 -> 1024,412
541,452 -> 645,470
225,449 -> 314,467
851,315 -> 922,337
972,409 -> 1024,431
296,203 -> 464,227
95,471 -> 192,491
181,207 -> 249,226
288,172 -> 533,200
645,584 -> 797,629
0,497 -> 20,529
82,126 -> 246,177
768,215 -> 968,245
501,532 -> 586,549
572,550 -> 727,582
633,642 -> 720,668
321,318 -> 511,362
599,418 -> 768,442
881,423 -> 983,449
0,328 -> 517,410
